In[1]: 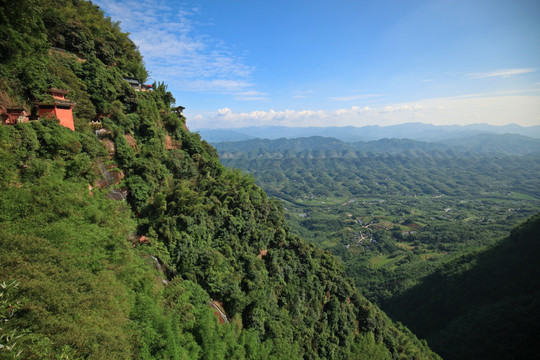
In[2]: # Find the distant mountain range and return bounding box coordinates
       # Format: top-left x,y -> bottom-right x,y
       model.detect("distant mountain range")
214,133 -> 540,157
195,122 -> 540,143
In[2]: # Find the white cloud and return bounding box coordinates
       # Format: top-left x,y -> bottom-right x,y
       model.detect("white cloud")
234,90 -> 269,101
93,0 -> 253,93
236,91 -> 264,96
235,97 -> 269,101
190,94 -> 540,129
217,108 -> 233,116
292,90 -> 315,99
468,68 -> 536,79
329,94 -> 382,101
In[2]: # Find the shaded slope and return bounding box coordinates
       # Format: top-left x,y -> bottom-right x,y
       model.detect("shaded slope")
384,213 -> 540,360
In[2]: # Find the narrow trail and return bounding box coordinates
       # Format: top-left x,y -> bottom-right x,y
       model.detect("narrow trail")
209,300 -> 228,324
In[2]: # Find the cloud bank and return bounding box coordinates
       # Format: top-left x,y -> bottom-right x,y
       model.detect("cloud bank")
328,94 -> 383,102
191,94 -> 540,129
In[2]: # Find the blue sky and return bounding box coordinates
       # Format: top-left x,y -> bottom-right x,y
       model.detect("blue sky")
93,0 -> 540,129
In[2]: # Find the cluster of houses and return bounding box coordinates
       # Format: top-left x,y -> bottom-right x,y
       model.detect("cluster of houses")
123,77 -> 153,92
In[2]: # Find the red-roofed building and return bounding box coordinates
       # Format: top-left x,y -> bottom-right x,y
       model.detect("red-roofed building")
1,108 -> 29,125
35,88 -> 76,130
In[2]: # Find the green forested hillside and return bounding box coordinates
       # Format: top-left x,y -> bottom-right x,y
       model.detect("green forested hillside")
219,151 -> 540,200
0,1 -> 439,359
216,137 -> 451,156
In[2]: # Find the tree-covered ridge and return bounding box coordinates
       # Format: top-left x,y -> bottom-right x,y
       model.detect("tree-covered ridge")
216,137 -> 454,156
219,151 -> 540,201
215,134 -> 540,158
0,1 -> 439,358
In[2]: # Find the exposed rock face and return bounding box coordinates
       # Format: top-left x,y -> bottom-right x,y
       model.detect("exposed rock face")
123,133 -> 138,153
100,139 -> 115,157
165,134 -> 179,149
96,161 -> 126,200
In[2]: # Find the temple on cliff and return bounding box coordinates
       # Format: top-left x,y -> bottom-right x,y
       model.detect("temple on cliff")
1,108 -> 29,125
35,88 -> 76,130
2,88 -> 77,131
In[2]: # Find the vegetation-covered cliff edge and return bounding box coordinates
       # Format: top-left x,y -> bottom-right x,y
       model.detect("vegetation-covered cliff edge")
0,1 -> 438,359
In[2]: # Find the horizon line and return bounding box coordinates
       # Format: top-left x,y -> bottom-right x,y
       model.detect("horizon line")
190,121 -> 537,131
